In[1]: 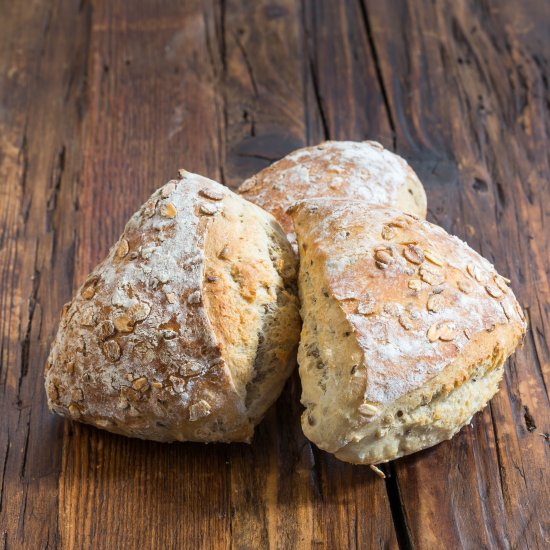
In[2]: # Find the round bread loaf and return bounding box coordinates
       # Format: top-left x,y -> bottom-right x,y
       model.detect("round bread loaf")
45,171 -> 300,443
238,141 -> 427,246
289,199 -> 526,465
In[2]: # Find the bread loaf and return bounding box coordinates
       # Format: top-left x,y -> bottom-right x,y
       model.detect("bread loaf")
289,199 -> 526,464
238,141 -> 427,246
45,171 -> 300,443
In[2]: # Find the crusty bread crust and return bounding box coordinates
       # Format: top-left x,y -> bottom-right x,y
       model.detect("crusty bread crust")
289,199 -> 526,464
45,171 -> 300,443
238,141 -> 427,247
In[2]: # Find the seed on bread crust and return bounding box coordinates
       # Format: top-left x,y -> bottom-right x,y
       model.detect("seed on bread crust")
199,203 -> 219,215
427,293 -> 445,312
114,315 -> 133,333
68,403 -> 81,418
189,400 -> 211,421
132,377 -> 149,392
423,249 -> 445,266
403,244 -> 425,265
199,187 -> 225,201
375,249 -> 394,269
161,182 -> 177,198
71,388 -> 84,402
381,225 -> 396,240
370,465 -> 386,479
501,301 -> 515,320
357,294 -> 376,315
408,279 -> 422,291
419,265 -> 445,285
457,279 -> 474,294
486,284 -> 503,299
427,321 -> 457,342
116,239 -> 129,258
129,302 -> 151,322
218,245 -> 230,259
494,275 -> 509,293
398,315 -> 412,330
160,202 -> 178,218
467,262 -> 486,283
96,320 -> 115,341
102,340 -> 121,361
359,403 -> 379,416
81,277 -> 99,300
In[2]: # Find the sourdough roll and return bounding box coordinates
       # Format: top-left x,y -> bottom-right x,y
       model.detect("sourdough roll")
238,140 -> 427,246
289,199 -> 526,465
45,171 -> 300,443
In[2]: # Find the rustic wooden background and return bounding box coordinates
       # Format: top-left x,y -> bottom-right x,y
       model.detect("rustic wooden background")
1,0 -> 548,548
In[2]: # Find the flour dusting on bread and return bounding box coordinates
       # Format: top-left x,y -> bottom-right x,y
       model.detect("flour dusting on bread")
45,172 -> 300,443
238,141 -> 427,246
290,199 -> 526,464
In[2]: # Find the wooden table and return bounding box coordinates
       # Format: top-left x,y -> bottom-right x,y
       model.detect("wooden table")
1,1 -> 548,548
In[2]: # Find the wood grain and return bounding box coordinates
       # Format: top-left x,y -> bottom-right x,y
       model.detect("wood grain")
0,0 -> 89,547
363,2 -> 550,547
60,2 -> 231,548
0,0 -> 548,548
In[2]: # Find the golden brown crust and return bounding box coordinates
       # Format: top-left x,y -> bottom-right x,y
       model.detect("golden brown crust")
202,191 -> 301,418
290,199 -> 526,462
45,172 -> 299,443
238,141 -> 427,246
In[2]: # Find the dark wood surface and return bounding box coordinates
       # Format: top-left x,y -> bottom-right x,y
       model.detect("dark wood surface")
0,0 -> 548,548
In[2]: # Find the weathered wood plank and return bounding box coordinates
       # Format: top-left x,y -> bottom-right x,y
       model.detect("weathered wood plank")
222,0 -> 307,189
0,0 -> 90,547
0,0 -> 548,548
300,2 -> 405,548
221,3 -> 314,547
58,1 -> 231,548
364,0 -> 550,547
303,0 -> 393,144
222,1 -> 398,548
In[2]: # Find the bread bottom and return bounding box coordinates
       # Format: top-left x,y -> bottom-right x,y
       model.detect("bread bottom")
334,357 -> 504,465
